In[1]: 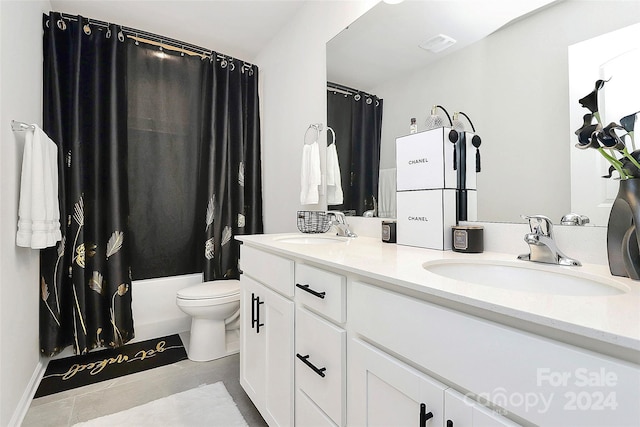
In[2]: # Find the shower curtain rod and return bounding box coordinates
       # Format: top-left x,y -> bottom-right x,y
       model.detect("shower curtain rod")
327,82 -> 376,99
52,12 -> 255,68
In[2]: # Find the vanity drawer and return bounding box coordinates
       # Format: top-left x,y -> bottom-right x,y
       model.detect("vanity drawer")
295,263 -> 346,323
241,245 -> 294,297
296,307 -> 346,426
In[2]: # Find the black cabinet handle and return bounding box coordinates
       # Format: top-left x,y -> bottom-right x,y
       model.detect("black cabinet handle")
250,292 -> 256,329
295,283 -> 326,299
252,293 -> 264,333
446,421 -> 453,427
296,353 -> 326,378
420,403 -> 433,426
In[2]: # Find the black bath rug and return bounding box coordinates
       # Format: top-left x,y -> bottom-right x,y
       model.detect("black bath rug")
34,334 -> 187,398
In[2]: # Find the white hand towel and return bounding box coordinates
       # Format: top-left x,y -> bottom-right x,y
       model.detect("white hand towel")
377,168 -> 397,218
300,141 -> 321,205
326,143 -> 343,205
16,125 -> 62,249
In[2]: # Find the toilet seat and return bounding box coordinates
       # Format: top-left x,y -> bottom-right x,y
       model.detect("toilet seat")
177,280 -> 240,300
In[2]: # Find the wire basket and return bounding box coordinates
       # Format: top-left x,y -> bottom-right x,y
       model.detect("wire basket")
297,210 -> 331,234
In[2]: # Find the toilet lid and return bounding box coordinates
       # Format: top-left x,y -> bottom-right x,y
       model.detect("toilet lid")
177,280 -> 240,300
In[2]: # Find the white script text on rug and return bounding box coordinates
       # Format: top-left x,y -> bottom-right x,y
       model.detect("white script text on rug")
72,382 -> 248,427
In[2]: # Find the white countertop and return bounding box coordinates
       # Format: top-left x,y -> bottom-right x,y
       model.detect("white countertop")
237,233 -> 640,356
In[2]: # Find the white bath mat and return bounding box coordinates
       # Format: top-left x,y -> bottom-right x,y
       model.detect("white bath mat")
73,382 -> 248,427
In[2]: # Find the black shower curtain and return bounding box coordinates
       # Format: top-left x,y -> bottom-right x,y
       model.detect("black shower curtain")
40,13 -> 263,356
126,43 -> 263,282
327,89 -> 383,215
199,57 -> 263,281
126,43 -> 205,280
40,13 -> 133,355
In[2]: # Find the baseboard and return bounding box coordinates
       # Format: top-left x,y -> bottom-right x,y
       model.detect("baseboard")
8,358 -> 45,427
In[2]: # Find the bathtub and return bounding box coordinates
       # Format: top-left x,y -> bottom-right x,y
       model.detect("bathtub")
130,272 -> 203,343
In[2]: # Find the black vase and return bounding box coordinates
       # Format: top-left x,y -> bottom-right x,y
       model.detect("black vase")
607,178 -> 640,280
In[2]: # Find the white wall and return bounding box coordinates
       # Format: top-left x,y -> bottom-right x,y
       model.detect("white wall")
256,0 -> 377,233
373,0 -> 640,223
0,1 -> 51,425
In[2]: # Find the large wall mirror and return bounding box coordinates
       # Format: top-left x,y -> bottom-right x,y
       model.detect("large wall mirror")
326,0 -> 640,225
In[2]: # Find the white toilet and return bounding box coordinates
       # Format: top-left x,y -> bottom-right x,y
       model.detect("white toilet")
176,280 -> 240,362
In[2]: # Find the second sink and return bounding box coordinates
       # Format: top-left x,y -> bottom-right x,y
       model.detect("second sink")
423,260 -> 628,296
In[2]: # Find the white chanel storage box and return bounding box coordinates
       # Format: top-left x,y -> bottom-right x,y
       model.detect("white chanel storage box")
395,127 -> 478,250
396,127 -> 477,191
396,190 -> 477,250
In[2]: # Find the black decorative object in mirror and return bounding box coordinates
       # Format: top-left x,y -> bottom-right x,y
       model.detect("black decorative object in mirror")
574,78 -> 640,279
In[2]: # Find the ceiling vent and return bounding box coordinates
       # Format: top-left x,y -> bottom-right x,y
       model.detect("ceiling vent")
419,34 -> 457,53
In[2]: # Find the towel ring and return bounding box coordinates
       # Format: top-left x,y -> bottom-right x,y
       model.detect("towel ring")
327,127 -> 336,146
304,124 -> 320,145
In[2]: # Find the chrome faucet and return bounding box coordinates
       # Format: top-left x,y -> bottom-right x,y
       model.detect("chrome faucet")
560,213 -> 590,226
327,211 -> 357,237
517,215 -> 581,266
363,196 -> 378,218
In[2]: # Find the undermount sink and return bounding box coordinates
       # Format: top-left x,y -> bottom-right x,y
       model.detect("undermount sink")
274,235 -> 348,245
423,260 -> 629,296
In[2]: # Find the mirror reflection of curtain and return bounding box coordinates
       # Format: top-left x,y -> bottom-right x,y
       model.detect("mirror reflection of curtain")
327,87 -> 383,215
40,13 -> 133,356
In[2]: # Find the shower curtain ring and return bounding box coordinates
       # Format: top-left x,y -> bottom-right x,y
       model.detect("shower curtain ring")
117,26 -> 125,42
57,19 -> 66,31
105,25 -> 112,39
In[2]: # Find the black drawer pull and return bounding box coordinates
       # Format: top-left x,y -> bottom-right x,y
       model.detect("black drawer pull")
295,283 -> 326,299
420,403 -> 433,426
296,353 -> 326,378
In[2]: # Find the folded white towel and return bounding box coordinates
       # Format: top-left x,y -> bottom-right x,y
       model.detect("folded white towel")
326,143 -> 343,205
378,168 -> 397,218
16,125 -> 62,249
300,141 -> 321,205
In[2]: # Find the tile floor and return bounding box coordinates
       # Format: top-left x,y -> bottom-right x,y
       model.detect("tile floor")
22,353 -> 267,426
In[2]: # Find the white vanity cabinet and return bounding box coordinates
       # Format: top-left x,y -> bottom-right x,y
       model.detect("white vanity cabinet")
294,263 -> 347,427
445,389 -> 520,427
348,337 -> 515,427
349,280 -> 640,426
237,235 -> 640,427
240,246 -> 295,427
348,338 -> 446,426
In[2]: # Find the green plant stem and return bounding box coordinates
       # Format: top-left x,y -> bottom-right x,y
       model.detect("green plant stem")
598,147 -> 628,178
622,147 -> 640,173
